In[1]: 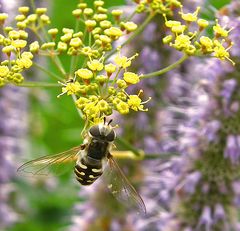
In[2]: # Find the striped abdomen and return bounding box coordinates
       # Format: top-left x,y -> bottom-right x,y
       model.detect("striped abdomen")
74,157 -> 103,186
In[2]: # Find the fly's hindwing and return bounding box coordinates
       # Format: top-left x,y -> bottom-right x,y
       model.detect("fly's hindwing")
74,155 -> 103,186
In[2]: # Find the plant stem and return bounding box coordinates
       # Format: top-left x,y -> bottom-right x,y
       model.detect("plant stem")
17,81 -> 61,88
50,55 -> 67,78
105,13 -> 155,60
33,62 -> 63,81
112,150 -> 177,160
141,54 -> 188,79
115,137 -> 143,158
144,153 -> 178,160
126,10 -> 136,22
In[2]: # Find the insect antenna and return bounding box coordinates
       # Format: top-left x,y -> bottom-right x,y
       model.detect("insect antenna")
108,119 -> 113,125
103,116 -> 106,125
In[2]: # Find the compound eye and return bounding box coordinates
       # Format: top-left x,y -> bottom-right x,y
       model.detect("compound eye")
106,130 -> 116,142
89,125 -> 101,138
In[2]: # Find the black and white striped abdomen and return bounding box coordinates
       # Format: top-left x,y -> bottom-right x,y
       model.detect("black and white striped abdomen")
74,157 -> 103,186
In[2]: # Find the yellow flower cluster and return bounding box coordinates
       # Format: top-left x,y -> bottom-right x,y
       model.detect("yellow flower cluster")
134,0 -> 182,15
162,7 -> 234,64
0,9 -> 42,86
39,0 -> 138,59
58,50 -> 150,123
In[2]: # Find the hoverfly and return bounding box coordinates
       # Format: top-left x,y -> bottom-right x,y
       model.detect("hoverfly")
18,118 -> 146,214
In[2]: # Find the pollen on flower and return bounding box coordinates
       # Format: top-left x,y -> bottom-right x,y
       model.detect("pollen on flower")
87,59 -> 104,71
0,66 -> 9,77
121,21 -> 138,32
213,20 -> 233,38
69,37 -> 83,48
18,6 -> 29,14
104,63 -> 116,74
29,41 -> 40,53
104,27 -> 122,39
48,28 -> 59,36
171,24 -> 186,34
57,41 -> 68,52
98,99 -> 109,112
165,19 -> 181,28
8,30 -> 20,39
83,102 -> 100,120
16,57 -> 33,68
163,35 -> 173,44
76,68 -> 93,80
61,81 -> 82,96
0,13 -> 8,22
213,40 -> 235,65
11,39 -> 27,49
127,90 -> 151,111
116,101 -> 129,114
123,72 -> 140,84
75,97 -> 89,110
114,49 -> 138,69
100,20 -> 112,29
197,19 -> 209,29
116,79 -> 127,89
199,36 -> 213,53
179,6 -> 200,22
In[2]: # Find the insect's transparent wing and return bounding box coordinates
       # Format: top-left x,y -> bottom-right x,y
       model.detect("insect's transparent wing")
17,146 -> 82,177
104,154 -> 146,215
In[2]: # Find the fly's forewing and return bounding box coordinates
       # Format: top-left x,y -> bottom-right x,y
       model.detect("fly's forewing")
104,154 -> 146,215
17,146 -> 83,177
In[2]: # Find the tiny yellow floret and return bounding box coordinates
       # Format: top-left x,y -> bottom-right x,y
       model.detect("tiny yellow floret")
213,20 -> 232,37
9,30 -> 20,39
0,13 -> 8,21
76,97 -> 89,110
16,57 -> 33,68
122,22 -> 137,32
165,20 -> 181,28
70,37 -> 82,48
179,7 -> 200,22
104,63 -> 116,74
18,7 -> 30,14
12,39 -> 27,49
171,24 -> 186,34
128,95 -> 144,111
114,50 -> 138,69
76,68 -> 93,80
199,36 -> 213,52
111,10 -> 123,17
197,19 -> 209,28
116,101 -> 129,114
57,41 -> 68,51
123,72 -> 140,84
87,59 -> 104,71
104,27 -> 123,39
48,28 -> 58,35
0,66 -> 9,77
62,82 -> 81,95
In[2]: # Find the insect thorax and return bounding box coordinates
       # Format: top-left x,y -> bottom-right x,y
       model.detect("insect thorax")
87,138 -> 110,160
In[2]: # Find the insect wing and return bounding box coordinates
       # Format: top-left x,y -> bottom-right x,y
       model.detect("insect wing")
17,146 -> 82,177
105,155 -> 146,214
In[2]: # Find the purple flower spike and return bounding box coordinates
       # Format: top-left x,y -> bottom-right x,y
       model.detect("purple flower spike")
213,203 -> 225,222
224,135 -> 240,164
221,79 -> 237,102
202,120 -> 221,142
183,171 -> 202,194
197,206 -> 213,231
